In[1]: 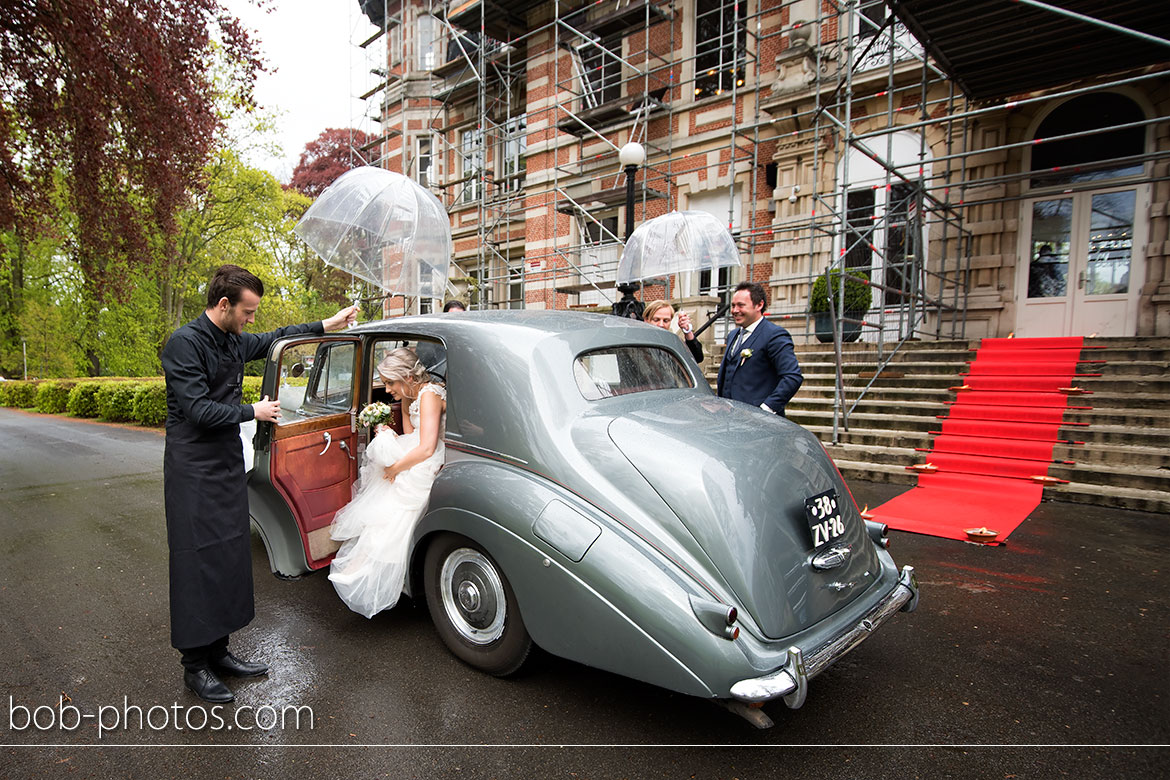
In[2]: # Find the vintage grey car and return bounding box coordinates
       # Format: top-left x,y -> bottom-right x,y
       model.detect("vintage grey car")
248,310 -> 918,723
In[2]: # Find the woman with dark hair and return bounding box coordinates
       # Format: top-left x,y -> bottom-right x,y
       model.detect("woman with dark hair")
644,300 -> 704,363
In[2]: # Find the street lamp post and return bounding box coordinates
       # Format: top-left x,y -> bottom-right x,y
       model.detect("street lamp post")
614,141 -> 646,319
619,142 -> 645,240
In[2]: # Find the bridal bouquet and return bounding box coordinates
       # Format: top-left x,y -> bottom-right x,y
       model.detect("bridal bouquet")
358,401 -> 395,428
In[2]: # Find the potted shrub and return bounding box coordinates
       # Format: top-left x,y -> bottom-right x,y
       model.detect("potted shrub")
809,269 -> 872,343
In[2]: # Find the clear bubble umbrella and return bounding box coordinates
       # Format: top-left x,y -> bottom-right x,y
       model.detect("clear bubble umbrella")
294,166 -> 451,298
616,210 -> 741,284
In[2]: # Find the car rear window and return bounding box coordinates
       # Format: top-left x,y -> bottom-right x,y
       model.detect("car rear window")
573,346 -> 693,400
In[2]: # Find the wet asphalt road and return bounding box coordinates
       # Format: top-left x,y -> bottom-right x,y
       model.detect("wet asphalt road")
0,408 -> 1166,778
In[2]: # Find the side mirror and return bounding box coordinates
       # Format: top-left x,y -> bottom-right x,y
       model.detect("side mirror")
289,362 -> 305,378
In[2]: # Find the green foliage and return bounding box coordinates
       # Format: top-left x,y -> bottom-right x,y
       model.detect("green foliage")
1,143 -> 344,384
97,382 -> 145,422
19,296 -> 84,378
242,376 -> 263,404
35,381 -> 74,413
2,380 -> 39,408
95,273 -> 166,377
66,382 -> 103,417
810,269 -> 873,314
133,383 -> 168,427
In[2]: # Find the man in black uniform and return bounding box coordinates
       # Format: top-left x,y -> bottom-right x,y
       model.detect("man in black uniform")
161,265 -> 357,703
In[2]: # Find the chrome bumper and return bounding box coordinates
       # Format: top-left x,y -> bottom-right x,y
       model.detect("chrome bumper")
729,565 -> 920,708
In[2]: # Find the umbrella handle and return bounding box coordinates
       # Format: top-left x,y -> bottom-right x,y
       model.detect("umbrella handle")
692,302 -> 730,339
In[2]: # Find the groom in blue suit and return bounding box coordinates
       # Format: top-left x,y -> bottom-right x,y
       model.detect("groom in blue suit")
717,282 -> 803,416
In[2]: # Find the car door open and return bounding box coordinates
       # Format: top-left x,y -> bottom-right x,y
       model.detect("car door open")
255,335 -> 361,569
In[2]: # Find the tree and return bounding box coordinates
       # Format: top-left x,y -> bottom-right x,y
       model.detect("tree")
289,128 -> 373,197
163,149 -> 289,330
167,152 -> 340,370
289,128 -> 373,307
0,0 -> 265,374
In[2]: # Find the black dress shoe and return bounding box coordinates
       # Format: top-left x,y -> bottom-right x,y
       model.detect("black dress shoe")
212,651 -> 269,678
184,669 -> 234,703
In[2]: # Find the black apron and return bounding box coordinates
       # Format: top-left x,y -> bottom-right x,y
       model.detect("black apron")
164,354 -> 252,649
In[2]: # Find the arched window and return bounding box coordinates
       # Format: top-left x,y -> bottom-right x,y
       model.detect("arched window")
1030,93 -> 1145,187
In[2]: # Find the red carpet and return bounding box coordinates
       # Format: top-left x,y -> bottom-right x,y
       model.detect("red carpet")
870,337 -> 1090,544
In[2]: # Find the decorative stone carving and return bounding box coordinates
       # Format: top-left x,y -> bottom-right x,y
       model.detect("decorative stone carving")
773,42 -> 819,97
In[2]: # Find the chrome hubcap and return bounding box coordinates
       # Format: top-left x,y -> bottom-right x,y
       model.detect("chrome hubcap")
440,548 -> 506,645
457,580 -> 481,612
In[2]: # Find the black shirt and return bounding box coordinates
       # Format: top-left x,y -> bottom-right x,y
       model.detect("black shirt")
161,312 -> 323,430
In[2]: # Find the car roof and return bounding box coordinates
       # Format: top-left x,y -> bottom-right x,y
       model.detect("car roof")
351,309 -> 639,336
350,309 -> 694,355
352,309 -> 709,458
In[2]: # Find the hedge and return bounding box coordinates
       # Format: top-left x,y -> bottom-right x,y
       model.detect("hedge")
243,376 -> 263,404
97,382 -> 144,422
132,383 -> 168,427
35,381 -> 75,414
66,382 -> 103,418
3,375 -> 277,428
0,380 -> 40,408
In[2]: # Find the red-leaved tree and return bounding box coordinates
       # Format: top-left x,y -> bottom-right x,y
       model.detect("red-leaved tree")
289,128 -> 372,197
0,0 -> 264,298
289,128 -> 372,305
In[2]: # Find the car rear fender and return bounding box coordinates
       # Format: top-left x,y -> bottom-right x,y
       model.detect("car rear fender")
417,505 -> 747,698
411,465 -> 754,698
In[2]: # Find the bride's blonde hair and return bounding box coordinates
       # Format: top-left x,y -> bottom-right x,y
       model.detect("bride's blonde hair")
377,347 -> 431,386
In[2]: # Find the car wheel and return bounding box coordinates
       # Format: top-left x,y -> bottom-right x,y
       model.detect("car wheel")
424,533 -> 532,677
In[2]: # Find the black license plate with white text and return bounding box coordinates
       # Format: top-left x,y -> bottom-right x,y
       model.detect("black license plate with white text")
804,488 -> 847,549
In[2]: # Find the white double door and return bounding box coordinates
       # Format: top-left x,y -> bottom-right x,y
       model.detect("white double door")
1017,185 -> 1146,337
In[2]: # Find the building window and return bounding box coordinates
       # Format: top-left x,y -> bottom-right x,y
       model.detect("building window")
461,128 -> 484,203
501,116 -> 527,193
1029,93 -> 1145,188
506,264 -> 524,309
844,188 -> 875,275
389,14 -> 402,66
852,0 -> 922,72
585,215 -> 619,244
694,0 -> 745,99
856,0 -> 886,42
839,131 -> 930,327
883,183 -> 922,307
417,14 -> 440,71
580,35 -> 622,107
416,136 -> 433,187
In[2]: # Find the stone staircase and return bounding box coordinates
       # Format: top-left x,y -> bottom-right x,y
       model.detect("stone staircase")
777,337 -> 1170,514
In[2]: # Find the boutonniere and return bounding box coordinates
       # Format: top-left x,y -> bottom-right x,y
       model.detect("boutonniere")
739,348 -> 753,366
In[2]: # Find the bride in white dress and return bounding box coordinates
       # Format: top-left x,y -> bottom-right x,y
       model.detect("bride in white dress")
328,348 -> 446,618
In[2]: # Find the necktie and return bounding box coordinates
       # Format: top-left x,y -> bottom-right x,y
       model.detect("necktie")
730,328 -> 745,360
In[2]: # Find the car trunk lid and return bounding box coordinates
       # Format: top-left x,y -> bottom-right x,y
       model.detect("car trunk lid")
607,396 -> 881,639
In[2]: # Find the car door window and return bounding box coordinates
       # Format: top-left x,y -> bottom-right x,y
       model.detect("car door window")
369,338 -> 447,389
277,341 -> 356,423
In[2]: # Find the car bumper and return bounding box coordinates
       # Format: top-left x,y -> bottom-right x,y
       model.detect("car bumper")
728,565 -> 920,708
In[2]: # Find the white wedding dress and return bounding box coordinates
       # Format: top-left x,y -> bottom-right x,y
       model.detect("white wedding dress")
328,383 -> 446,618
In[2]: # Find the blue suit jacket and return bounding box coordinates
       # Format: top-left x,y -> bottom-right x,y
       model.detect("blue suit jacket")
716,317 -> 803,414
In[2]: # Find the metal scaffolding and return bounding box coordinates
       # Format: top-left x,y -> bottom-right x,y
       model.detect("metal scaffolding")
352,0 -> 1169,433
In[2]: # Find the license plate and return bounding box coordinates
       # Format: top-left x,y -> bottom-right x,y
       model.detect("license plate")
805,489 -> 847,549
